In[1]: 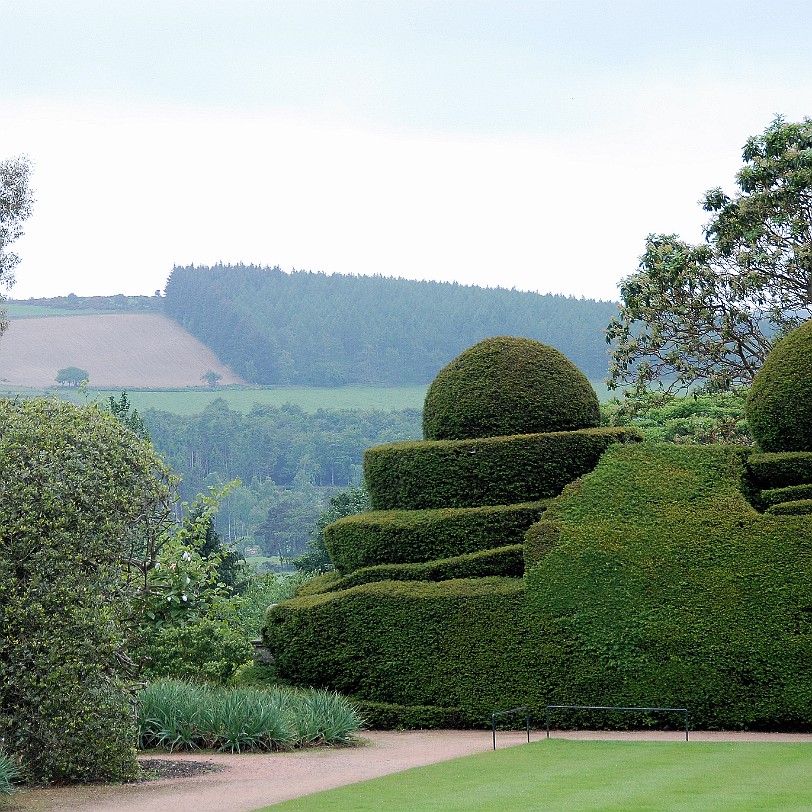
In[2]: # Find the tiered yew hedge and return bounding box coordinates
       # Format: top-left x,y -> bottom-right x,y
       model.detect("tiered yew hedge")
422,336 -> 600,441
263,577 -> 570,723
525,443 -> 812,730
746,319 -> 812,452
747,452 -> 812,489
324,501 -> 547,574
364,427 -> 640,510
307,545 -> 525,593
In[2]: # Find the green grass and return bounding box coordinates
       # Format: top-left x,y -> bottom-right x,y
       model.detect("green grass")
4,302 -> 116,317
0,380 -> 612,416
259,739 -> 812,811
0,385 -> 430,414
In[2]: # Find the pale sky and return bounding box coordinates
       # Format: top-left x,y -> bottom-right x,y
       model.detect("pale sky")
2,0 -> 811,302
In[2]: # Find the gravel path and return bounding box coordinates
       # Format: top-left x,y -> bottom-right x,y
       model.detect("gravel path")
10,729 -> 812,812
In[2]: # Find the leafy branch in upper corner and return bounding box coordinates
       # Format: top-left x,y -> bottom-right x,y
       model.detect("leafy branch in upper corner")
608,115 -> 812,394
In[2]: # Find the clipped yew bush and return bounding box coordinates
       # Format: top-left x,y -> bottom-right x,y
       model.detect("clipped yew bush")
324,501 -> 546,573
312,545 -> 525,593
746,320 -> 812,452
263,577 -> 571,722
526,443 -> 812,730
422,336 -> 600,441
364,427 -> 639,510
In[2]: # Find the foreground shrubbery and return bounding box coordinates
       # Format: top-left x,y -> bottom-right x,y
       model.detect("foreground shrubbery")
0,750 -> 19,800
137,679 -> 364,753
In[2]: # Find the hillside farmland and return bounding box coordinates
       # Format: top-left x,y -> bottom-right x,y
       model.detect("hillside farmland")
0,313 -> 243,388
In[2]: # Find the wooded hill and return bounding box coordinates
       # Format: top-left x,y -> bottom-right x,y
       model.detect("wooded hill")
163,264 -> 618,385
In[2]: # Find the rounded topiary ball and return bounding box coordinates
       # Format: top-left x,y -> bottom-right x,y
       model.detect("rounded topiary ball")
746,319 -> 812,452
422,336 -> 600,441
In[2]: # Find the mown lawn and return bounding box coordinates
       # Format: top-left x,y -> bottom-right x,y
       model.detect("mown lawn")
259,740 -> 812,811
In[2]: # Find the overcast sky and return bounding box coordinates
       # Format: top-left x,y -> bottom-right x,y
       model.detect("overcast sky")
2,1 -> 811,301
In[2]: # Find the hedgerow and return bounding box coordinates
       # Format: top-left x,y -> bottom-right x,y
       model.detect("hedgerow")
364,427 -> 640,510
324,501 -> 546,573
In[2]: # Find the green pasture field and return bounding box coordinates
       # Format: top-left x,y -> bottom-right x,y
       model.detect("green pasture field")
261,739 -> 812,811
0,385 -> 430,414
0,380 -> 612,415
4,302 -> 114,318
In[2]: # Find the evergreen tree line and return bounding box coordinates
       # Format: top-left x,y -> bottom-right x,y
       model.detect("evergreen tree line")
143,400 -> 421,561
163,264 -> 617,385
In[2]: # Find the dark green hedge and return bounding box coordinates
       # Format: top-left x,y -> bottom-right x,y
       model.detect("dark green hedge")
526,443 -> 812,730
364,427 -> 640,511
765,499 -> 812,516
746,319 -> 812,452
350,700 -> 472,730
263,577 -> 572,721
422,336 -> 600,441
324,501 -> 546,573
747,452 -> 812,489
761,484 -> 812,508
318,545 -> 524,592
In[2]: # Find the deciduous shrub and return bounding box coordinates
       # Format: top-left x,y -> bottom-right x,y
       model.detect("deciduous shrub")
746,320 -> 812,452
324,501 -> 546,573
423,336 -> 600,441
364,427 -> 639,510
0,399 -> 171,784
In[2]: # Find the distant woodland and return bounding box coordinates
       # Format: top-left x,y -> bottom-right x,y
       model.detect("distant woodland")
163,264 -> 618,385
143,400 -> 422,561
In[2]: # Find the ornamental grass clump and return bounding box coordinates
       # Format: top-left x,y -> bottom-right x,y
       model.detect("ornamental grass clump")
137,680 -> 364,753
0,749 -> 19,800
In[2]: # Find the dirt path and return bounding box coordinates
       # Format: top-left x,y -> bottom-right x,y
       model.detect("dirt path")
10,730 -> 812,812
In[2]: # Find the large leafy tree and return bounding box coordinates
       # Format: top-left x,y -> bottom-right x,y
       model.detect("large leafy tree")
607,116 -> 812,393
0,155 -> 34,334
0,399 -> 173,784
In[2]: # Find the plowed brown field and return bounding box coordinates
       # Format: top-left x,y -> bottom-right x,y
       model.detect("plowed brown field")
0,314 -> 244,388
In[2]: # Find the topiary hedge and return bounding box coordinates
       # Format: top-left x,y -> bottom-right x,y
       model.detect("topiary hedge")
525,443 -> 812,730
765,499 -> 812,516
263,577 -> 573,722
315,545 -> 525,592
324,501 -> 547,573
422,336 -> 600,441
364,427 -> 640,511
760,484 -> 812,508
746,320 -> 812,452
747,452 -> 812,489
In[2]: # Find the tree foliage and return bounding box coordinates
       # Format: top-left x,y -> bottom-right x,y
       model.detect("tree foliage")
0,399 -> 172,784
293,485 -> 371,573
0,155 -> 34,334
608,116 -> 812,393
55,366 -> 90,386
163,264 -> 618,385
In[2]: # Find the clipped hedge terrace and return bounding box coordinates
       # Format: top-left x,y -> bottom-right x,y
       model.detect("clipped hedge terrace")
525,443 -> 812,730
324,501 -> 547,574
364,427 -> 640,511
